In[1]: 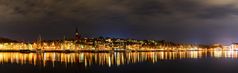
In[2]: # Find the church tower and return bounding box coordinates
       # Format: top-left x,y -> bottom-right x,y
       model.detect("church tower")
75,27 -> 80,40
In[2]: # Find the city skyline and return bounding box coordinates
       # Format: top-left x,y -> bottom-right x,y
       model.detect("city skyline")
1,1 -> 238,73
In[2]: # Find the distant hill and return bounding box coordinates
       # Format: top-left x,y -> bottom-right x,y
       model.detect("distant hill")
0,37 -> 18,43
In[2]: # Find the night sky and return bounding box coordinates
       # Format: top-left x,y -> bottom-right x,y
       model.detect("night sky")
0,0 -> 238,44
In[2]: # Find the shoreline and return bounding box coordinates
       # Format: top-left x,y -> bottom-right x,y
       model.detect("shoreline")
0,49 -> 231,53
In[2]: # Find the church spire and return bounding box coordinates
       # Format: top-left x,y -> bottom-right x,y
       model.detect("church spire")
75,27 -> 80,40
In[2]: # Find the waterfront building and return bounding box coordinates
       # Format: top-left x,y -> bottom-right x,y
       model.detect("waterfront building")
231,43 -> 238,50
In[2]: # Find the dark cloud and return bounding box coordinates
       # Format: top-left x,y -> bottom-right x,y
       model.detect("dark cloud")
0,0 -> 238,44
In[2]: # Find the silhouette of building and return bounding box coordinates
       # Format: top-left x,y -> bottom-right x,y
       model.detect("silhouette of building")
75,27 -> 80,40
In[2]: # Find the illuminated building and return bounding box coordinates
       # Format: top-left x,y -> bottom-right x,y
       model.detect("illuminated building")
231,43 -> 238,50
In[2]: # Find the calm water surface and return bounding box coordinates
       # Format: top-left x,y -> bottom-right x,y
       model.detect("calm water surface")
0,51 -> 238,73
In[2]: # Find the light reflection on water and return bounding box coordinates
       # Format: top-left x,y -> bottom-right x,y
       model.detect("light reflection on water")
0,51 -> 238,67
